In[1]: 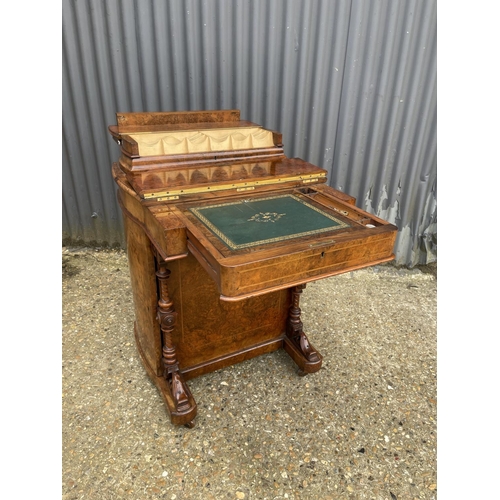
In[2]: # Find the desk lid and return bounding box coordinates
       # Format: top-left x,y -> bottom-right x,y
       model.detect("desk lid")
175,185 -> 398,300
189,194 -> 350,250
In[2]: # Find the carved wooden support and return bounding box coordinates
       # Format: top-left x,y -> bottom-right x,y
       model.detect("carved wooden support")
283,284 -> 323,375
153,249 -> 197,426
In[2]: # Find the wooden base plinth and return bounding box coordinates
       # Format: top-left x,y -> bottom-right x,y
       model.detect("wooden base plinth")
181,338 -> 284,381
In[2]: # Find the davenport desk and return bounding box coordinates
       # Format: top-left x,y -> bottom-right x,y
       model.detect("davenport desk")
109,109 -> 397,428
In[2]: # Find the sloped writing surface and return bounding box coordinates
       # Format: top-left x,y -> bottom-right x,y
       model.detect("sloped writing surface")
189,194 -> 350,250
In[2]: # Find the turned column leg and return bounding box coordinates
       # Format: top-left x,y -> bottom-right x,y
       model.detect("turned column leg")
283,284 -> 323,375
153,251 -> 197,427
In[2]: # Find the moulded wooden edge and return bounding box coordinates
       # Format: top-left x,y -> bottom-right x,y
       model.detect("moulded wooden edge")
119,146 -> 286,171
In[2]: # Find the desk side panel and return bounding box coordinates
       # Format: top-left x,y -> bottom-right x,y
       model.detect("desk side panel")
122,210 -> 163,377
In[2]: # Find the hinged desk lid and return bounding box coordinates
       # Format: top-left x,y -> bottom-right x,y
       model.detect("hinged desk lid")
188,193 -> 350,250
174,185 -> 397,300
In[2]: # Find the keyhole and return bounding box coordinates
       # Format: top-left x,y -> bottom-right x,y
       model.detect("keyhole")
321,251 -> 325,258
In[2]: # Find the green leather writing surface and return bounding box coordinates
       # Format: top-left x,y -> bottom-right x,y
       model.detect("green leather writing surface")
189,194 -> 350,249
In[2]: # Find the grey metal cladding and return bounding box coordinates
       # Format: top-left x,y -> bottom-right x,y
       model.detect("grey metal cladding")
62,0 -> 436,266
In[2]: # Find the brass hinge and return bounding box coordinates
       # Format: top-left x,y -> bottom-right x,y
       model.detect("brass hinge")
143,173 -> 327,201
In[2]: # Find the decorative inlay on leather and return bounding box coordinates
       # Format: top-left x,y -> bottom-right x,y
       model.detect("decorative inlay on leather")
247,212 -> 286,223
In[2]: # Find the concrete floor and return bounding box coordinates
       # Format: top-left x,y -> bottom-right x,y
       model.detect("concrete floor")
62,248 -> 436,500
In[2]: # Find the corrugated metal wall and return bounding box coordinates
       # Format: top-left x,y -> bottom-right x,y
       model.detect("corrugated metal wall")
62,0 -> 436,266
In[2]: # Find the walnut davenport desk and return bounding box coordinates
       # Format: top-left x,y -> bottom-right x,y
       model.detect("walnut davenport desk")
109,110 -> 397,428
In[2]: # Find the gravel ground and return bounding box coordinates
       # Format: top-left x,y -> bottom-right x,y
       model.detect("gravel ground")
62,248 -> 437,500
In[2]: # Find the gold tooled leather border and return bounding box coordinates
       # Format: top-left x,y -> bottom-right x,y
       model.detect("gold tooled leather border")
189,194 -> 350,250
